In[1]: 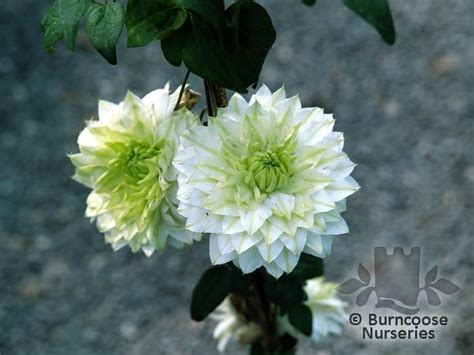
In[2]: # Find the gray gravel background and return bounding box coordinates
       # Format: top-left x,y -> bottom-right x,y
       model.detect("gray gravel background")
1,0 -> 473,354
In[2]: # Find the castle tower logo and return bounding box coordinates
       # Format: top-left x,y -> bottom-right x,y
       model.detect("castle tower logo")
337,247 -> 460,315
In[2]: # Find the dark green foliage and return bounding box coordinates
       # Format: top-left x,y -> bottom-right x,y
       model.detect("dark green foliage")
173,0 -> 225,33
264,254 -> 324,338
288,304 -> 312,336
291,253 -> 324,280
42,1 -> 64,51
41,0 -> 275,92
86,3 -> 125,64
42,0 -> 396,83
190,263 -> 252,322
179,1 -> 276,92
190,265 -> 232,321
127,8 -> 187,47
265,275 -> 307,310
161,24 -> 189,66
57,0 -> 91,50
343,0 -> 396,44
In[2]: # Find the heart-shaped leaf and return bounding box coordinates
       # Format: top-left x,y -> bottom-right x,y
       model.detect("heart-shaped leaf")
86,3 -> 125,64
182,14 -> 246,92
223,1 -> 276,90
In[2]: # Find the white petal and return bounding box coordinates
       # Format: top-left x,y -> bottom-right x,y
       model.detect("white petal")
98,100 -> 121,125
210,234 -> 237,264
325,176 -> 360,202
274,249 -> 299,274
310,190 -> 336,213
221,216 -> 246,234
237,248 -> 264,273
240,207 -> 272,235
330,156 -> 357,180
265,192 -> 295,219
265,262 -> 285,279
323,219 -> 349,235
257,239 -> 284,263
254,84 -> 273,105
231,233 -> 263,253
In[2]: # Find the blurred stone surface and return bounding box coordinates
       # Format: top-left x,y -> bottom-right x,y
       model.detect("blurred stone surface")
0,0 -> 473,354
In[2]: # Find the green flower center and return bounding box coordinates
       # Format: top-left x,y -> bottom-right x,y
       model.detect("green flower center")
95,138 -> 167,230
118,141 -> 162,181
243,147 -> 295,194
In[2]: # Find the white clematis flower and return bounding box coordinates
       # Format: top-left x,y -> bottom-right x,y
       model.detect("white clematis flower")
211,298 -> 262,352
278,277 -> 348,342
174,85 -> 359,278
69,84 -> 201,255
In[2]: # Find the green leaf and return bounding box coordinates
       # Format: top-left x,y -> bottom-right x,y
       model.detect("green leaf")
161,22 -> 189,66
224,1 -> 276,89
42,1 -> 64,50
230,264 -> 251,295
265,275 -> 306,308
288,304 -> 312,336
125,0 -> 173,28
302,0 -> 317,5
291,253 -> 324,280
57,0 -> 91,50
182,14 -> 246,92
190,265 -> 232,321
172,0 -> 225,32
127,8 -> 187,48
86,3 -> 125,65
343,0 -> 396,45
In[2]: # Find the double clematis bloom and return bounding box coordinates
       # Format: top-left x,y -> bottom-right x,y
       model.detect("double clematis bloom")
174,85 -> 359,278
69,84 -> 201,255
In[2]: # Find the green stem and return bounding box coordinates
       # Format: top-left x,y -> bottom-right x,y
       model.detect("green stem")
251,270 -> 280,353
174,69 -> 191,111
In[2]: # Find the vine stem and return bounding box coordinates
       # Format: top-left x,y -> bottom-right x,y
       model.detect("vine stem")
204,81 -> 228,117
174,69 -> 191,111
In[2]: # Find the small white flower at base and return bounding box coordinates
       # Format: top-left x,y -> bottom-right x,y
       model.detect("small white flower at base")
211,298 -> 262,352
279,277 -> 347,342
69,84 -> 201,255
174,85 -> 359,278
